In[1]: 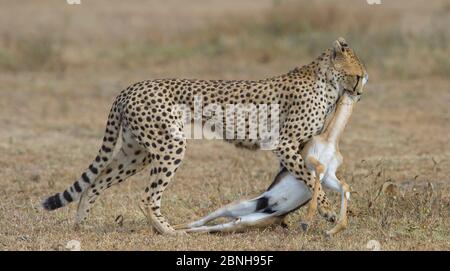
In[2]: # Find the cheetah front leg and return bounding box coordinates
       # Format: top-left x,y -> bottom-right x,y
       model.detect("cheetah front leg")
273,141 -> 336,223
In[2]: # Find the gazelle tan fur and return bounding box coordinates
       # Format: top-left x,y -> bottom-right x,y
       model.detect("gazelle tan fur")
176,90 -> 363,235
300,91 -> 358,236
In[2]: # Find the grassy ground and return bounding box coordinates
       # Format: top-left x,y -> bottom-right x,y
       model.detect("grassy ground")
0,0 -> 449,250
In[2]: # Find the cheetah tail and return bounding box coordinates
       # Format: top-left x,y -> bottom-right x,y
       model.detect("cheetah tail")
42,101 -> 122,211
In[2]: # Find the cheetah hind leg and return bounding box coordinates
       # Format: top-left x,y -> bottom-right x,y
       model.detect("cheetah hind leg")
75,149 -> 150,228
140,160 -> 186,235
75,131 -> 151,228
140,138 -> 187,235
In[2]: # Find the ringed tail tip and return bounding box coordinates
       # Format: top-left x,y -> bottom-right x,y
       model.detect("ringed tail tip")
42,193 -> 63,211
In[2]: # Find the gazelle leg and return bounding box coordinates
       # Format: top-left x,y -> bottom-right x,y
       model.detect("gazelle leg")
300,156 -> 325,232
326,178 -> 350,237
184,213 -> 280,233
184,219 -> 246,233
175,197 -> 261,230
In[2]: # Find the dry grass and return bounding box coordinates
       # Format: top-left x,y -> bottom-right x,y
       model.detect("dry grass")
0,0 -> 449,250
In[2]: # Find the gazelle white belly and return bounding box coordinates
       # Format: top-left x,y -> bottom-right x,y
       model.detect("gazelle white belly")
302,138 -> 342,174
262,173 -> 312,215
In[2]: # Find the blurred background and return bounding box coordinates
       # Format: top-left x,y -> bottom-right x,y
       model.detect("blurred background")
0,0 -> 448,250
1,0 -> 449,78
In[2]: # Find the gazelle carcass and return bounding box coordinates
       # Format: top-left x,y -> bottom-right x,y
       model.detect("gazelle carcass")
176,90 -> 363,236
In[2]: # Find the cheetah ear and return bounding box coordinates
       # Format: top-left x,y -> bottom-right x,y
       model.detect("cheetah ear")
337,37 -> 348,47
331,40 -> 344,66
332,39 -> 344,56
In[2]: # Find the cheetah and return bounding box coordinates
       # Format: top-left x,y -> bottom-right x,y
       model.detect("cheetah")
42,37 -> 367,235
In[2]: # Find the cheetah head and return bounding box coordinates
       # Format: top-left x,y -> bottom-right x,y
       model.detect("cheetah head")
330,37 -> 368,97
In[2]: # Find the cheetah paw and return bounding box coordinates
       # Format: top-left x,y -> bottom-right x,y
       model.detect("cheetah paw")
318,208 -> 337,223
